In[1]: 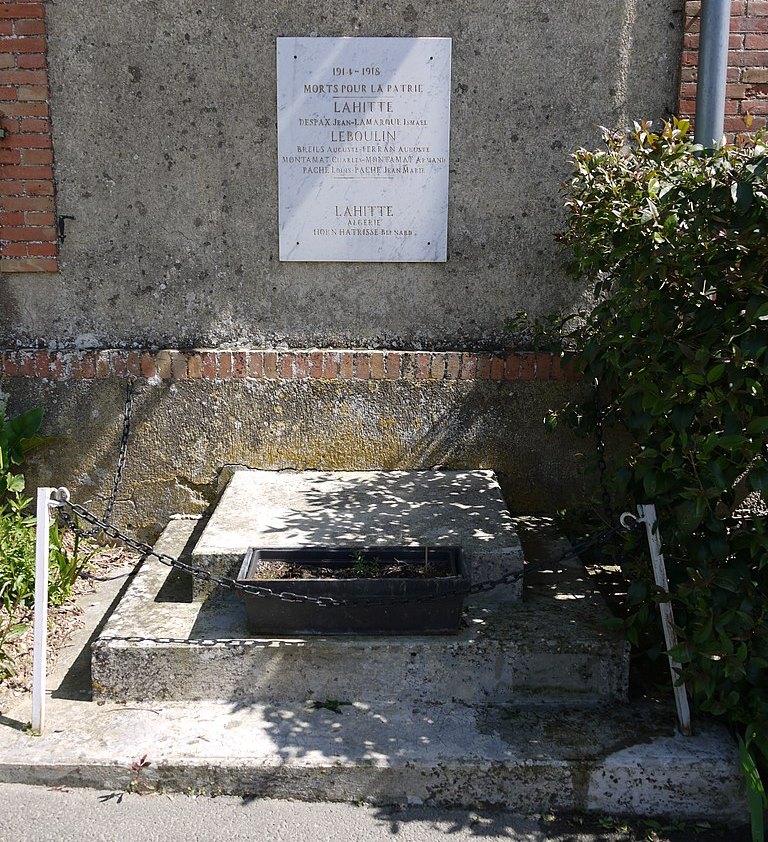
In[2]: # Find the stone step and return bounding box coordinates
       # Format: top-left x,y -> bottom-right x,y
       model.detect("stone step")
0,694 -> 742,820
91,517 -> 629,705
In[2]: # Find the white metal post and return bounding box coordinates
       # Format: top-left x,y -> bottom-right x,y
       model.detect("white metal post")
638,504 -> 692,736
32,487 -> 53,735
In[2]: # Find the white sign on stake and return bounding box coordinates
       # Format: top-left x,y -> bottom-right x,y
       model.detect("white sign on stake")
277,37 -> 452,262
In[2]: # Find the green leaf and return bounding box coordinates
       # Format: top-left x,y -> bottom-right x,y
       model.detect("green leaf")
7,408 -> 43,442
675,499 -> 705,534
717,433 -> 747,450
706,363 -> 726,384
746,417 -> 768,436
671,406 -> 694,430
5,623 -> 28,641
748,461 -> 768,493
5,474 -> 25,494
734,181 -> 754,213
643,471 -> 658,497
737,733 -> 767,842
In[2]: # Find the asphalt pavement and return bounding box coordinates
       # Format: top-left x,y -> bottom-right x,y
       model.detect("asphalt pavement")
0,783 -> 748,842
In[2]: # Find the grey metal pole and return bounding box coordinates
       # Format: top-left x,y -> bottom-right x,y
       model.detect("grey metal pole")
694,0 -> 732,147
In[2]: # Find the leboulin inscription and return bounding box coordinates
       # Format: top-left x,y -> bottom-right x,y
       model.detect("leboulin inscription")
277,37 -> 451,263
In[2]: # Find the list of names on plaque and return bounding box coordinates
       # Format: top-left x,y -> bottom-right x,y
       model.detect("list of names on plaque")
277,37 -> 451,262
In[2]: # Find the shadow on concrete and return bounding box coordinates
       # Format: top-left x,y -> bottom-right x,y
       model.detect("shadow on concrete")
0,714 -> 29,732
254,470 -> 513,548
185,469 -> 526,642
364,806 -> 748,842
211,694 -> 680,813
155,516 -> 210,603
51,567 -> 139,702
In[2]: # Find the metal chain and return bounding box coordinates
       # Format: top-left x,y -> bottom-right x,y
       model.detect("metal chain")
59,378 -> 135,539
62,499 -> 473,607
60,499 -> 631,609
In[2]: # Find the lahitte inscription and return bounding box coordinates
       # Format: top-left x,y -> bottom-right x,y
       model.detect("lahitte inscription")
277,37 -> 451,262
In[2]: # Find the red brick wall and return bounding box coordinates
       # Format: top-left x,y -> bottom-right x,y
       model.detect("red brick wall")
0,1 -> 57,273
680,0 -> 768,133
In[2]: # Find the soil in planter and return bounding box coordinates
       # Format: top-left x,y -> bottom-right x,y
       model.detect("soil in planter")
252,557 -> 453,580
245,547 -> 459,581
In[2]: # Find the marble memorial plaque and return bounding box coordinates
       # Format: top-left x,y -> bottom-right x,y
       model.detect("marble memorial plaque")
277,37 -> 451,262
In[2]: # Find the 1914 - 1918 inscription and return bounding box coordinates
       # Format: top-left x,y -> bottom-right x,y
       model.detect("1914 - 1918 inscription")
277,37 -> 451,262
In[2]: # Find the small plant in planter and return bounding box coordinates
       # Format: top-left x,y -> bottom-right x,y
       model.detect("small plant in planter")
351,550 -> 383,578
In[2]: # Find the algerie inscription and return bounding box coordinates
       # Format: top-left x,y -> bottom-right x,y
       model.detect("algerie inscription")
277,37 -> 451,262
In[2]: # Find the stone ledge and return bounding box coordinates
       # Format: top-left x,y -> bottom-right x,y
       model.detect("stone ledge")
90,505 -> 631,706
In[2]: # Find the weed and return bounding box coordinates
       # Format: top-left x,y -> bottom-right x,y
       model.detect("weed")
351,551 -> 382,577
127,754 -> 154,794
0,406 -> 89,683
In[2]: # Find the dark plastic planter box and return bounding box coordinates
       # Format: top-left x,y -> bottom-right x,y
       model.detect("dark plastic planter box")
236,546 -> 469,635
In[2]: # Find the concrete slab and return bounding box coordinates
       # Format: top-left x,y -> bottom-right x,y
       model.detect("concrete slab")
91,518 -> 628,705
191,470 -> 524,599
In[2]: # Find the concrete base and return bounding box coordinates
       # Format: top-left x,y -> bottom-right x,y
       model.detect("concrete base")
0,513 -> 743,820
92,517 -> 628,706
190,470 -> 524,599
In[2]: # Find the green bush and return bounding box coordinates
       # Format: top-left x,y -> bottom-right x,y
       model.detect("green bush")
553,119 -> 767,825
0,406 -> 82,681
0,492 -> 81,612
0,406 -> 47,499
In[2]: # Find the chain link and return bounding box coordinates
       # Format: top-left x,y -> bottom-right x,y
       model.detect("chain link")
63,499 -> 476,606
58,378 -> 135,539
48,370 -> 637,645
64,500 -> 635,647
49,373 -> 628,606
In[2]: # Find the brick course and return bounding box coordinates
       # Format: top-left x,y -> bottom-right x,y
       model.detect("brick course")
0,0 -> 57,273
0,349 -> 580,384
679,0 -> 768,133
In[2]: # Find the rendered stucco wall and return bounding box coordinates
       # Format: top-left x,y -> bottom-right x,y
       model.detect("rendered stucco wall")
1,0 -> 684,349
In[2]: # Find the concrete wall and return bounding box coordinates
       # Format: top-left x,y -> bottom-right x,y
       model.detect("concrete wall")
2,354 -> 590,537
1,0 -> 684,349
